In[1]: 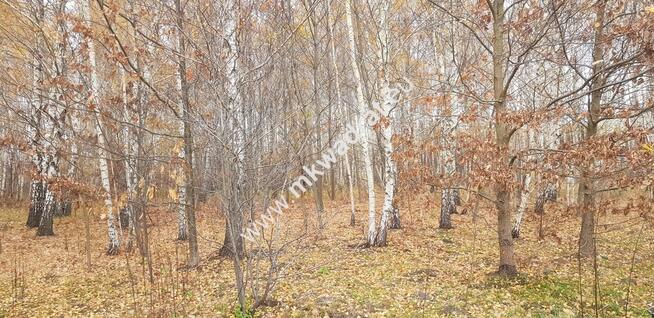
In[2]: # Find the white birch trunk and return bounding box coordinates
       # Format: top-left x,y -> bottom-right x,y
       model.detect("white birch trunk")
222,0 -> 246,310
0,151 -> 6,198
84,1 -> 119,254
121,69 -> 137,200
328,1 -> 356,226
121,67 -> 139,248
27,38 -> 46,228
346,0 -> 376,245
512,172 -> 533,239
37,107 -> 60,235
376,82 -> 398,245
175,40 -> 188,241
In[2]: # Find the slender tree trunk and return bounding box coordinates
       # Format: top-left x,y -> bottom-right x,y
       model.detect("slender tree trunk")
511,173 -> 533,239
374,97 -> 397,244
33,0 -> 62,235
219,0 -> 245,262
307,8 -> 325,230
328,2 -> 356,226
578,0 -> 607,259
434,19 -> 458,229
390,205 -> 401,229
84,0 -> 120,254
174,1 -> 188,242
121,67 -> 138,249
346,0 -> 376,246
0,151 -> 6,200
27,2 -> 46,229
439,189 -> 455,229
175,0 -> 199,267
439,143 -> 457,228
372,0 -> 398,247
491,0 -> 517,276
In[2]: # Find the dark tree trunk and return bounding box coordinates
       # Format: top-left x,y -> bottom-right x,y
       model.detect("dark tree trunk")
496,187 -> 517,276
59,201 -> 72,216
578,174 -> 595,258
390,206 -> 401,229
452,188 -> 461,206
119,207 -> 130,229
219,212 -> 244,259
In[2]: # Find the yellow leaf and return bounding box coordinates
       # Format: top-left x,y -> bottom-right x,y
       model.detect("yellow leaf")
173,142 -> 183,156
147,185 -> 156,200
168,188 -> 178,201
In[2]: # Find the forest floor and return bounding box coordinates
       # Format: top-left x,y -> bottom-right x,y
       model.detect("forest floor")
0,192 -> 653,317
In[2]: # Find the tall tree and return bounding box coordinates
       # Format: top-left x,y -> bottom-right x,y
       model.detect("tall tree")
83,0 -> 120,254
174,0 -> 199,267
345,0 -> 376,246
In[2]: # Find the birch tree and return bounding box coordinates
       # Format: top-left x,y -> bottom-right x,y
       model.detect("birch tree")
174,0 -> 199,267
372,0 -> 400,246
345,0 -> 377,246
511,172 -> 533,239
328,0 -> 356,226
83,0 -> 120,254
219,0 -> 245,261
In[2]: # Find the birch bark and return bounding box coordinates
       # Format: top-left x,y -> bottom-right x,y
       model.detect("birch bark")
175,0 -> 199,267
84,0 -> 120,254
345,0 -> 376,245
511,173 -> 533,239
328,1 -> 356,226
